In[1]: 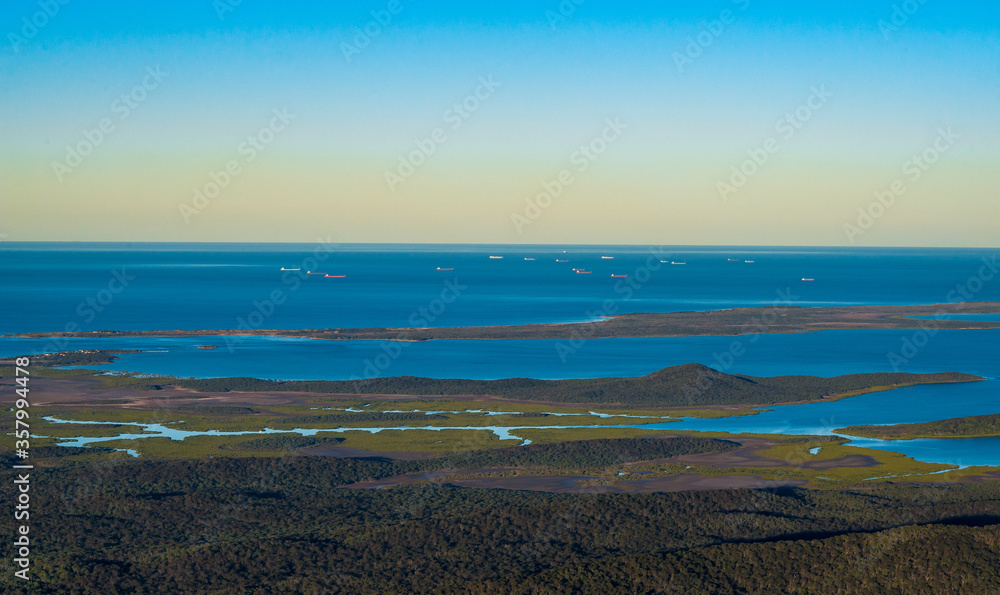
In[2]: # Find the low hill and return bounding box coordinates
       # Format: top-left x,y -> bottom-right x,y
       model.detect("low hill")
94,363 -> 981,407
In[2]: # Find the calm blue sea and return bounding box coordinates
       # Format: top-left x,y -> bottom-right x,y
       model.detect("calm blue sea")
2,243 -> 998,334
2,243 -> 998,465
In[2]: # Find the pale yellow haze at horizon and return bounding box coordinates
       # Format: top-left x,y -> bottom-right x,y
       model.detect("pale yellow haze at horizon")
3,145 -> 998,247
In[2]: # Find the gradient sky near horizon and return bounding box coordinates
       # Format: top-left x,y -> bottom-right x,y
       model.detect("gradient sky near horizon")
1,1 -> 998,246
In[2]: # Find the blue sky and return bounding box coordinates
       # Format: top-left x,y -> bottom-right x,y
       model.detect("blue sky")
2,1 -> 998,245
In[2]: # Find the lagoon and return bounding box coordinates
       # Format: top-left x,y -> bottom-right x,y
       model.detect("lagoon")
43,387 -> 1000,467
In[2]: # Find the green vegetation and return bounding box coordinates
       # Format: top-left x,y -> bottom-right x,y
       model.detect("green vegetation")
4,362 -> 996,592
1,455 -> 998,594
32,406 -> 669,437
437,436 -> 737,471
838,413 -> 1000,440
231,435 -> 346,451
18,445 -> 122,459
0,365 -> 99,379
16,417 -> 974,488
722,439 -> 956,487
278,412 -> 448,425
332,429 -> 505,454
186,405 -> 260,415
1,349 -> 128,367
497,523 -> 1000,594
56,363 -> 981,407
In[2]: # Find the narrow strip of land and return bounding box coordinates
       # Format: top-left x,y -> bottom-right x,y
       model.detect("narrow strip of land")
8,302 -> 1000,341
838,413 -> 1000,440
3,362 -> 982,408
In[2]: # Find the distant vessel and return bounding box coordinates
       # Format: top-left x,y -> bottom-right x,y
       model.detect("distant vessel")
306,271 -> 326,275
601,256 -> 614,260
556,259 -> 568,263
436,267 -> 453,271
524,258 -> 535,261
802,278 -> 815,281
671,262 -> 686,265
611,274 -> 627,278
576,270 -> 592,274
727,258 -> 739,262
280,267 -> 301,271
325,275 -> 346,278
489,256 -> 503,259
745,260 -> 755,263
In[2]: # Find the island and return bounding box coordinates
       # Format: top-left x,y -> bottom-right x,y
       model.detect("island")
8,302 -> 1000,341
838,413 -> 1000,440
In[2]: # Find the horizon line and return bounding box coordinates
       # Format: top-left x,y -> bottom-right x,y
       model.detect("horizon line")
2,241 -> 997,251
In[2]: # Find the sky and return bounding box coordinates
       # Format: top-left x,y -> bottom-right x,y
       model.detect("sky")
1,1 -> 998,247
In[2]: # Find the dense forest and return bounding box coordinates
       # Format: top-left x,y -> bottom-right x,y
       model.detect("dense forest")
90,363 -> 980,407
1,453 -> 998,594
433,436 -> 738,471
490,522 -> 1000,594
2,365 -> 995,592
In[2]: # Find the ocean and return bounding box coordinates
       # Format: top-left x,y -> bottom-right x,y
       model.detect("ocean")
2,243 -> 998,334
3,243 -> 998,465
